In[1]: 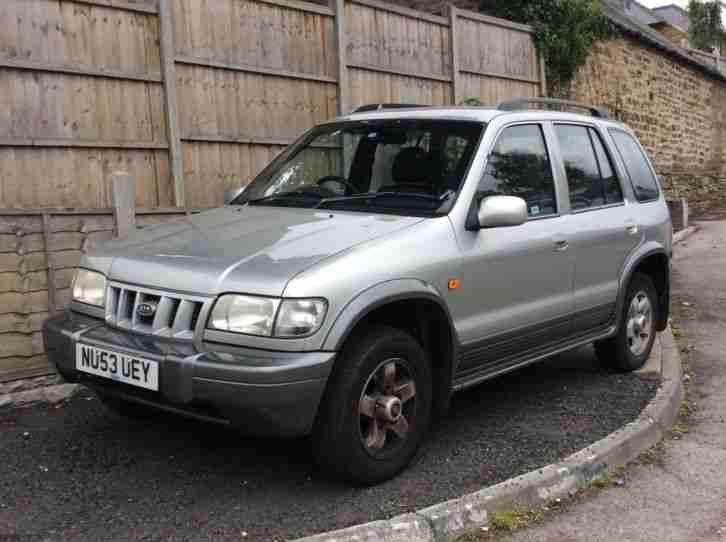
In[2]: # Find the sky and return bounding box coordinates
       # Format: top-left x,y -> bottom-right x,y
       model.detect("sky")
638,0 -> 687,7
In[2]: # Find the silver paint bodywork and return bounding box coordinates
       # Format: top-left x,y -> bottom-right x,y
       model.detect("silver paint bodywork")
43,106 -> 672,435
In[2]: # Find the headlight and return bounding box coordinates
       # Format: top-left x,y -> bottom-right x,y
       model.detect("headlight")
72,269 -> 106,307
275,299 -> 327,337
209,295 -> 280,336
208,295 -> 327,338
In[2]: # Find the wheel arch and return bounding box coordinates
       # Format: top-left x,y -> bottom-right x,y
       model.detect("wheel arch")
323,279 -> 459,416
617,245 -> 671,332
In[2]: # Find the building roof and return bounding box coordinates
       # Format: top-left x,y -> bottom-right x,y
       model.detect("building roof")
652,4 -> 691,32
602,0 -> 726,83
618,0 -> 660,25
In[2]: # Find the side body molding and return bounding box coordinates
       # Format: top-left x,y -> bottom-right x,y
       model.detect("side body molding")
615,241 -> 670,332
322,279 -> 460,355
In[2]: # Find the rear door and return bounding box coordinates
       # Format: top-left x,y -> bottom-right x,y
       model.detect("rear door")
551,124 -> 641,335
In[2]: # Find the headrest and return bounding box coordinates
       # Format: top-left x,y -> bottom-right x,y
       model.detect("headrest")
392,147 -> 431,185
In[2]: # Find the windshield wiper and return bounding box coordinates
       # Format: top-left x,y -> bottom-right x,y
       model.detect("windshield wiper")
315,190 -> 452,208
247,190 -> 324,205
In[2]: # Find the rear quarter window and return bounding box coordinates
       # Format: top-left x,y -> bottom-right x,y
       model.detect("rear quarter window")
609,130 -> 660,202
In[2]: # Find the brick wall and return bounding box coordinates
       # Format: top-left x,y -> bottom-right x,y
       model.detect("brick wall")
570,36 -> 726,212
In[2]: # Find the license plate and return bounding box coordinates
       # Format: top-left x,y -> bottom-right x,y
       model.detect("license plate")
75,344 -> 159,391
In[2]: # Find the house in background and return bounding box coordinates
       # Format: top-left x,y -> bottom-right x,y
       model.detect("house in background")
651,4 -> 691,48
612,0 -> 724,73
614,0 -> 690,48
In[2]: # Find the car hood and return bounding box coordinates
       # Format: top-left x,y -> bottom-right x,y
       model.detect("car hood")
93,206 -> 424,296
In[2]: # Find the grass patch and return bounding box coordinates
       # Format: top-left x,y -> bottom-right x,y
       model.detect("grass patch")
590,472 -> 615,489
489,508 -> 534,532
588,466 -> 625,489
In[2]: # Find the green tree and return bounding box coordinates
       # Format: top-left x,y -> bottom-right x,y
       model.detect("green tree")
687,0 -> 726,53
480,0 -> 613,97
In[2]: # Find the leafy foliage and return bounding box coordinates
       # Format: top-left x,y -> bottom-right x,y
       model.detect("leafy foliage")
480,0 -> 614,96
687,0 -> 726,53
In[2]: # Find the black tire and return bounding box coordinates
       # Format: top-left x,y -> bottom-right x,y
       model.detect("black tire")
312,325 -> 432,485
97,392 -> 158,420
595,272 -> 658,372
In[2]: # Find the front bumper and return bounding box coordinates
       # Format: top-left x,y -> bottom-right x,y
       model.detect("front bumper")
43,311 -> 336,436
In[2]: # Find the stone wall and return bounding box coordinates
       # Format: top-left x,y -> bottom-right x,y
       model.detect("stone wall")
570,35 -> 726,213
0,212 -> 189,383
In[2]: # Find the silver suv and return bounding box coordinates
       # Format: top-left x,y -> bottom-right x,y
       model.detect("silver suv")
44,99 -> 672,484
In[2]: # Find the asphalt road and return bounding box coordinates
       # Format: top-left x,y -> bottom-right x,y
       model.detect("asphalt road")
0,345 -> 657,541
504,219 -> 726,542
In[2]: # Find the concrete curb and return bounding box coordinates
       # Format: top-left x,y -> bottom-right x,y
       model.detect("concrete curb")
295,327 -> 683,542
0,383 -> 81,409
673,225 -> 698,245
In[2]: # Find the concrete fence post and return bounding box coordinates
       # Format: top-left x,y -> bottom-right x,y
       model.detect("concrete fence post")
111,171 -> 136,238
682,198 -> 689,229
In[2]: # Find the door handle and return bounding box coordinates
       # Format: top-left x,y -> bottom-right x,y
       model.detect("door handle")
554,239 -> 569,252
626,224 -> 639,235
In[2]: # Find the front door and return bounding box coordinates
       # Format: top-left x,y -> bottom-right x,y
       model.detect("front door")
453,123 -> 575,378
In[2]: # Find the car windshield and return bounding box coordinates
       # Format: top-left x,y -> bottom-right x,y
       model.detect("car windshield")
234,119 -> 485,217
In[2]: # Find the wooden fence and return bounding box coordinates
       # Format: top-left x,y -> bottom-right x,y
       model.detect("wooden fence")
1,0 -> 545,211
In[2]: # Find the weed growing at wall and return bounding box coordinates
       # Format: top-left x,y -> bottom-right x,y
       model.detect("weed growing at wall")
480,0 -> 614,96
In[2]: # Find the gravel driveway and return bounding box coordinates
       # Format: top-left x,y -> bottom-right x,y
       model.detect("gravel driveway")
0,346 -> 657,542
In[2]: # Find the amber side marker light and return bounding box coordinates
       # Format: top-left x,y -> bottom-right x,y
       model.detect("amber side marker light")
448,279 -> 461,290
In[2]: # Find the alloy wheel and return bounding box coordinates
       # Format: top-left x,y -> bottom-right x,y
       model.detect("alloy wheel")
358,358 -> 417,458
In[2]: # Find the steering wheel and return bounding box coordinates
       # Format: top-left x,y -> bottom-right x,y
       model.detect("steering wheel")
316,176 -> 358,196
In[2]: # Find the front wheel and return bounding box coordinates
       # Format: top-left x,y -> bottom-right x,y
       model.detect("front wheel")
312,326 -> 432,485
595,272 -> 658,372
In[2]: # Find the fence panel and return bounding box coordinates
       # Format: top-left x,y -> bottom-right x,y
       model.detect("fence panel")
455,9 -> 542,103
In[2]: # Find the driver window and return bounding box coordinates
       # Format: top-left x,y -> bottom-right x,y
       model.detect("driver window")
479,124 -> 557,217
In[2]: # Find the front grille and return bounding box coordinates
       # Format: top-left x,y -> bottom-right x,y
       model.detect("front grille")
105,283 -> 206,340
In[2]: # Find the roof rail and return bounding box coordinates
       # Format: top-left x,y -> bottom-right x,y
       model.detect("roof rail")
351,103 -> 428,113
497,97 -> 609,119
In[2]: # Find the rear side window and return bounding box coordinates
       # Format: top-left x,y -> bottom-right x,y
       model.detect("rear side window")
590,129 -> 623,204
555,125 -> 623,210
479,124 -> 556,217
609,130 -> 660,202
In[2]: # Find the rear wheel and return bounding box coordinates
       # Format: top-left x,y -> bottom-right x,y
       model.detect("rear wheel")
595,272 -> 658,372
312,325 -> 432,485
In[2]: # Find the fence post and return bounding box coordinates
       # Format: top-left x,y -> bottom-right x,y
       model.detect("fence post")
331,0 -> 350,115
538,49 -> 547,97
41,213 -> 57,315
112,171 -> 137,238
448,4 -> 460,105
158,0 -> 186,208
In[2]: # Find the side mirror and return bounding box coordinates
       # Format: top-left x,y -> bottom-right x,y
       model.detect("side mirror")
224,185 -> 247,205
477,195 -> 528,228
